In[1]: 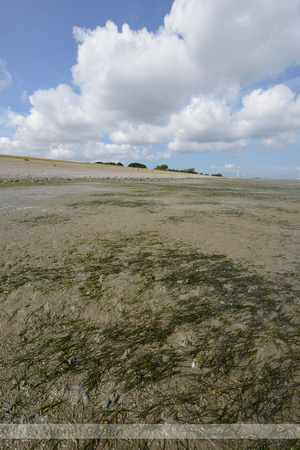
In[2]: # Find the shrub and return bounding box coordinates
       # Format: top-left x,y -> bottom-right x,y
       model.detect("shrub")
128,162 -> 147,169
211,173 -> 223,177
180,168 -> 198,174
154,164 -> 169,171
95,162 -> 123,166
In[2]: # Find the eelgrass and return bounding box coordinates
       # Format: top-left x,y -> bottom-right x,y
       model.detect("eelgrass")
0,232 -> 299,449
16,213 -> 70,226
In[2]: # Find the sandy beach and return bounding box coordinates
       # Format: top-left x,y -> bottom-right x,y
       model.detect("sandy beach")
0,156 -> 299,448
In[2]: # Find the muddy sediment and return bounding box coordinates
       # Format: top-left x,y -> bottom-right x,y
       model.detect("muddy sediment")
0,158 -> 299,449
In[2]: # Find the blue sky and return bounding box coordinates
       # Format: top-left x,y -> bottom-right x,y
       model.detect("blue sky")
1,0 -> 300,178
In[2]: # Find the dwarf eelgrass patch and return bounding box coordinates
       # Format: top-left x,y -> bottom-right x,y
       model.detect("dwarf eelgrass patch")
16,213 -> 70,227
0,265 -> 74,295
0,232 -> 299,449
71,198 -> 158,210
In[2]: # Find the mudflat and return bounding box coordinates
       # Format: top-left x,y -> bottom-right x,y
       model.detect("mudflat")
0,157 -> 299,448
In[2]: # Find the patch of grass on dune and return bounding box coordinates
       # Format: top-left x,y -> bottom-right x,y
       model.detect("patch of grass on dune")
0,154 -> 97,165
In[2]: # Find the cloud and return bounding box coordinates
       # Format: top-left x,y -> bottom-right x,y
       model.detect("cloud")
110,123 -> 169,146
209,163 -> 237,171
167,84 -> 300,153
48,141 -> 150,163
235,85 -> 300,137
20,90 -> 28,102
0,60 -> 12,92
1,0 -> 300,161
7,84 -> 102,144
72,22 -> 196,125
164,0 -> 300,84
166,95 -> 245,153
224,164 -> 236,170
234,84 -> 300,149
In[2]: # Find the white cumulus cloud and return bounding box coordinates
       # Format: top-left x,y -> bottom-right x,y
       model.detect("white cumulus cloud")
165,0 -> 300,84
235,85 -> 300,138
1,0 -> 300,162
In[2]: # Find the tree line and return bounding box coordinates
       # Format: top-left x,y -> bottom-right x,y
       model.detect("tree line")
94,161 -> 222,176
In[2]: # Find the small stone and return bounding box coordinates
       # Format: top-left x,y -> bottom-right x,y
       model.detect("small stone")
157,286 -> 167,292
224,284 -> 233,293
248,286 -> 257,294
67,356 -> 77,366
20,380 -> 33,390
68,386 -> 92,406
103,393 -> 120,410
120,270 -> 132,275
121,348 -> 133,359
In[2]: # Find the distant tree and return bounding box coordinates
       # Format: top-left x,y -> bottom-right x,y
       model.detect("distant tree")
181,168 -> 198,174
211,173 -> 223,177
128,162 -> 147,169
95,161 -> 123,166
154,164 -> 169,171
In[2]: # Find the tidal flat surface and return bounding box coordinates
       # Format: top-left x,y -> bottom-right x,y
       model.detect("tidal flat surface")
0,177 -> 299,449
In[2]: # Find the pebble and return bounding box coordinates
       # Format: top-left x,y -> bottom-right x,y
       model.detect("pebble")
102,393 -> 120,410
223,284 -> 233,293
121,348 -> 133,359
20,380 -> 34,390
248,286 -> 257,293
67,356 -> 77,366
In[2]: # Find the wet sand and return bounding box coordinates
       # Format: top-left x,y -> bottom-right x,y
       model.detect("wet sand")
0,156 -> 299,447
